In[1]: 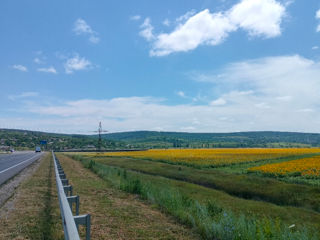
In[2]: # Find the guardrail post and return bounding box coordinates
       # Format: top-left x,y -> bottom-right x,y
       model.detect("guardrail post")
63,185 -> 73,196
74,214 -> 91,240
61,179 -> 69,186
67,195 -> 80,216
59,173 -> 66,179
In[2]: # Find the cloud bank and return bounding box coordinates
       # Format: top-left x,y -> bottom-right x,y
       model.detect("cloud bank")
3,55 -> 320,134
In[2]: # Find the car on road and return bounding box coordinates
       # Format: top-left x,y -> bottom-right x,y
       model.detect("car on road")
35,146 -> 41,152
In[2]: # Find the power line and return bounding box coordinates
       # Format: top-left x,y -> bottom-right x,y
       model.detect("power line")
94,122 -> 108,151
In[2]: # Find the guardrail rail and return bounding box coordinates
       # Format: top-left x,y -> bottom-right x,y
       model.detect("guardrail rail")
52,151 -> 91,240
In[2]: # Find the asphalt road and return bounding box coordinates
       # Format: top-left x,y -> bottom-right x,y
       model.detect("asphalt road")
0,151 -> 44,186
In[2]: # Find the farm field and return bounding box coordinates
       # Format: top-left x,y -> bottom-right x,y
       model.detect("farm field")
66,148 -> 320,239
70,155 -> 320,210
87,148 -> 320,167
249,155 -> 320,177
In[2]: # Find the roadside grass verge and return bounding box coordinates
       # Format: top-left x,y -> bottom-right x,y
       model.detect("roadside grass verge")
74,154 -> 320,213
0,153 -> 63,240
57,153 -> 200,240
69,154 -> 320,240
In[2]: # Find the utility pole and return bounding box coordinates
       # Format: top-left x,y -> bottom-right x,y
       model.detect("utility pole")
96,122 -> 108,152
98,122 -> 102,151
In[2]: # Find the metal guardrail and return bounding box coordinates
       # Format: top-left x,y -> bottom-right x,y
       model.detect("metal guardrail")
52,151 -> 91,240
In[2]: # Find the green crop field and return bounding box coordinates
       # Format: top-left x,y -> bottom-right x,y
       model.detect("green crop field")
66,149 -> 320,240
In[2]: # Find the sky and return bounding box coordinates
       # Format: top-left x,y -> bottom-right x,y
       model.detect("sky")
1,0 -> 320,134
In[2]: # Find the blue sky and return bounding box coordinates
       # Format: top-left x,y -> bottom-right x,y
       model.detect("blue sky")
1,0 -> 320,133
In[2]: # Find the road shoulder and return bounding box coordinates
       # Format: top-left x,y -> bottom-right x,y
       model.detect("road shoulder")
0,153 -> 43,208
0,153 -> 63,239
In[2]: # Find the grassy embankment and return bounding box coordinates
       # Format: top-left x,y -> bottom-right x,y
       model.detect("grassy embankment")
74,154 -> 320,213
68,153 -> 320,240
0,153 -> 63,240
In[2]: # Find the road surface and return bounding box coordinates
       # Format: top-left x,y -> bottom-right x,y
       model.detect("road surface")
0,151 -> 43,185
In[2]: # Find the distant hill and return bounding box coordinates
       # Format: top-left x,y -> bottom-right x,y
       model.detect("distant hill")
1,129 -> 320,150
0,129 -> 125,151
104,131 -> 320,148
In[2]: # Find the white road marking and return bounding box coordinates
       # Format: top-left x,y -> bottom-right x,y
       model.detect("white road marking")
0,154 -> 41,174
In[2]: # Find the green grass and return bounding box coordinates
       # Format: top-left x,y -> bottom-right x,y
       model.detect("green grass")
75,154 -> 320,213
70,154 -> 320,240
57,154 -> 200,239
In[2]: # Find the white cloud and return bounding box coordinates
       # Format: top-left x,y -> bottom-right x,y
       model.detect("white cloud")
176,91 -> 186,97
210,98 -> 226,106
163,19 -> 170,26
312,46 -> 319,50
276,95 -> 292,101
73,18 -> 93,35
139,18 -> 155,41
254,102 -> 271,109
64,54 -> 92,74
316,9 -> 320,32
297,108 -> 314,113
37,66 -> 57,74
88,35 -> 100,44
140,0 -> 286,56
12,64 -> 28,72
191,55 -> 320,128
316,9 -> 320,19
228,0 -> 285,38
34,57 -> 44,64
73,18 -> 100,43
150,10 -> 236,56
176,10 -> 196,22
33,51 -> 46,64
8,92 -> 39,101
130,15 -> 141,21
